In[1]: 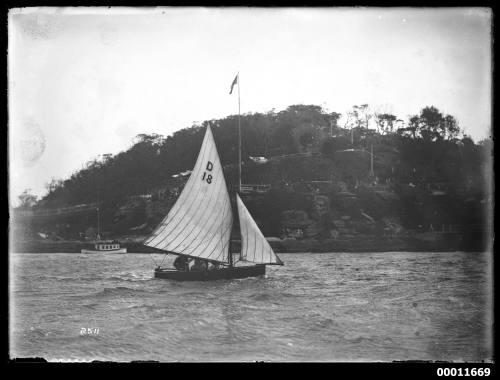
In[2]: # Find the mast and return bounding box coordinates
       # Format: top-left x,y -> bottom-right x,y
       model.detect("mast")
96,206 -> 100,240
231,72 -> 241,267
238,72 -> 241,193
228,246 -> 234,267
96,189 -> 101,241
370,143 -> 374,177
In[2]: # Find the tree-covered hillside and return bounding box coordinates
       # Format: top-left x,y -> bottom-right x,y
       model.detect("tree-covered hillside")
15,104 -> 492,248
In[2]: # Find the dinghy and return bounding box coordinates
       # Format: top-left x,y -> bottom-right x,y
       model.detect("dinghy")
143,126 -> 283,281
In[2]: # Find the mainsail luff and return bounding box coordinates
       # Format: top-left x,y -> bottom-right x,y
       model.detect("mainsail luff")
144,126 -> 233,264
236,194 -> 284,265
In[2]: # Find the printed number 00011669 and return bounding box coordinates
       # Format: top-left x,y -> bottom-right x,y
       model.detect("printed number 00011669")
437,368 -> 490,376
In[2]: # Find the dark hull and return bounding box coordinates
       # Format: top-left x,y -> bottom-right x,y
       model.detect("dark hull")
154,264 -> 266,281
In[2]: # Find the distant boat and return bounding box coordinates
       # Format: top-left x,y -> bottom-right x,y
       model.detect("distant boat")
81,206 -> 127,254
81,240 -> 127,254
143,126 -> 283,281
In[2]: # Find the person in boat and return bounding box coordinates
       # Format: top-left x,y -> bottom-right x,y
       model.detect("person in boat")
190,258 -> 208,272
173,255 -> 190,271
208,262 -> 221,271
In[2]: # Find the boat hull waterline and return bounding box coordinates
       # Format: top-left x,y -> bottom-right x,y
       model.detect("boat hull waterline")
81,248 -> 127,254
154,264 -> 265,281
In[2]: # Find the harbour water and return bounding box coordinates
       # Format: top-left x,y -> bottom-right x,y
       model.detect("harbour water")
9,251 -> 492,362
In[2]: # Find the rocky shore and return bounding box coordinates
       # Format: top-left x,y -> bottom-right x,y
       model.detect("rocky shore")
11,230 -> 486,254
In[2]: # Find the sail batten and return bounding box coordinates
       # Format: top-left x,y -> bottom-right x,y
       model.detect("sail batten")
236,194 -> 284,265
144,126 -> 232,264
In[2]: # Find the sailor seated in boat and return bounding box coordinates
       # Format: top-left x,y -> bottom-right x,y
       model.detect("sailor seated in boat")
208,262 -> 220,271
190,258 -> 208,272
173,256 -> 190,271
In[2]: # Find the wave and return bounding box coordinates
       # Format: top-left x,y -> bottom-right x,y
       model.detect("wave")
118,303 -> 158,312
248,291 -> 298,302
27,326 -> 51,338
82,302 -> 100,310
342,333 -> 366,343
249,293 -> 272,302
40,275 -> 108,282
93,286 -> 152,298
108,273 -> 153,282
178,291 -> 211,297
40,271 -> 154,284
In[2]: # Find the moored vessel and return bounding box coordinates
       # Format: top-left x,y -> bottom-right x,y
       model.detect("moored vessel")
81,240 -> 127,254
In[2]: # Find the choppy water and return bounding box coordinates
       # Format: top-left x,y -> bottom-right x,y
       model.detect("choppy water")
9,252 -> 492,362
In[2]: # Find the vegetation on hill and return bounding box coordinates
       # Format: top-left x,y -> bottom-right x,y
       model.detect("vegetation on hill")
15,104 -> 492,248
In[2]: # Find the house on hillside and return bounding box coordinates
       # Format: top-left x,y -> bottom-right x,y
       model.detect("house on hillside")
240,184 -> 271,194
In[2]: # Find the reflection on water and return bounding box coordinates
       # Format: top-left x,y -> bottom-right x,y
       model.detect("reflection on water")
9,251 -> 492,362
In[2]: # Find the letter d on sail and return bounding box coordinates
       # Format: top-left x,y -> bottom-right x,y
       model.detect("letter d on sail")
206,161 -> 213,171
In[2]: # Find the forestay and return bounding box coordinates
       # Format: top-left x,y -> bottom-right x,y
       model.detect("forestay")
144,126 -> 233,264
236,194 -> 284,265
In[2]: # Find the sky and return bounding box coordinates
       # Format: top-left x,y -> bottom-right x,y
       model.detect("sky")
8,7 -> 492,204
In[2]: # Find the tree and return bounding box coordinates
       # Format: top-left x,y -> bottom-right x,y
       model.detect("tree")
45,178 -> 64,194
397,115 -> 418,138
327,112 -> 342,136
18,189 -> 37,208
443,114 -> 461,140
329,112 -> 342,127
375,113 -> 398,135
299,131 -> 314,148
419,106 -> 444,141
351,104 -> 371,129
133,133 -> 165,146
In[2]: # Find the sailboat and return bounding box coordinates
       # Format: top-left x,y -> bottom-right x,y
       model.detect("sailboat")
143,125 -> 283,281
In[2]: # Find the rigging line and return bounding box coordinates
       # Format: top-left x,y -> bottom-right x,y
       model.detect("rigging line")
149,142 -> 216,248
243,200 -> 250,262
260,219 -> 264,264
219,188 -> 225,265
250,206 -> 257,264
252,217 -> 259,263
159,252 -> 169,267
216,168 -> 231,263
145,132 -> 212,245
236,196 -> 244,260
149,252 -> 160,267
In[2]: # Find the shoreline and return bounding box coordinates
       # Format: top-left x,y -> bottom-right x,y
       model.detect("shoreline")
10,234 -> 486,254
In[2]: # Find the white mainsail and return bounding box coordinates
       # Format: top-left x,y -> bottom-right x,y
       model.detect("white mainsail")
236,194 -> 284,265
144,126 -> 233,264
